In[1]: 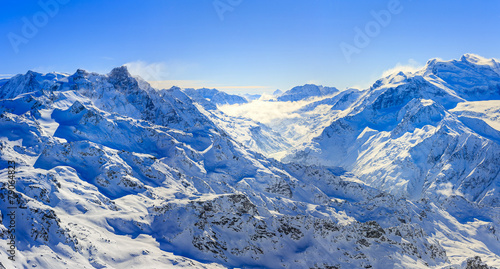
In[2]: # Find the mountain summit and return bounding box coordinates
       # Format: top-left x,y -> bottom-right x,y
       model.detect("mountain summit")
277,84 -> 339,101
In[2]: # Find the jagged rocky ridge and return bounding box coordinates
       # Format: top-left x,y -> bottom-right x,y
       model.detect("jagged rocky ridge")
0,55 -> 498,268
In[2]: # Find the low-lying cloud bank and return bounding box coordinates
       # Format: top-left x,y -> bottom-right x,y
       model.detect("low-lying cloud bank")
219,96 -> 320,124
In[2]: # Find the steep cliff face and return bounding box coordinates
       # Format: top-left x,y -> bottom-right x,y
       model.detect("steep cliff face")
0,59 -> 499,268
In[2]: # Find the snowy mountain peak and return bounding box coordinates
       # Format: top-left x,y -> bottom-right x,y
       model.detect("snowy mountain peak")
277,84 -> 339,102
167,85 -> 182,92
460,53 -> 500,76
421,54 -> 500,100
387,71 -> 410,85
424,54 -> 500,76
365,54 -> 500,105
183,87 -> 248,107
0,70 -> 69,99
108,65 -> 132,79
74,68 -> 90,77
460,53 -> 495,65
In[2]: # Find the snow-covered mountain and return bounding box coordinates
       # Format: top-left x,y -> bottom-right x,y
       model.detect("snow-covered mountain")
277,84 -> 339,102
184,88 -> 248,106
272,89 -> 283,96
181,87 -> 292,157
241,93 -> 262,102
0,55 -> 499,268
283,54 -> 500,207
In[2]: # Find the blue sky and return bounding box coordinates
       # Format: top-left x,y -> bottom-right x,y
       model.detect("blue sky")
1,0 -> 499,94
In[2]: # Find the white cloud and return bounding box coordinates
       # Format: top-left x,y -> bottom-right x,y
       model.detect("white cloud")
124,61 -> 271,94
124,60 -> 202,82
124,61 -> 168,81
381,59 -> 423,77
219,98 -> 319,124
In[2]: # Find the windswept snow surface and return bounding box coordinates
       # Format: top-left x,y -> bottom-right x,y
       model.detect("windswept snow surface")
0,54 -> 499,268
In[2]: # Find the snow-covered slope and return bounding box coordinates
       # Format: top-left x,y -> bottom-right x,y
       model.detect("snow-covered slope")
284,54 -> 500,208
0,60 -> 499,268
